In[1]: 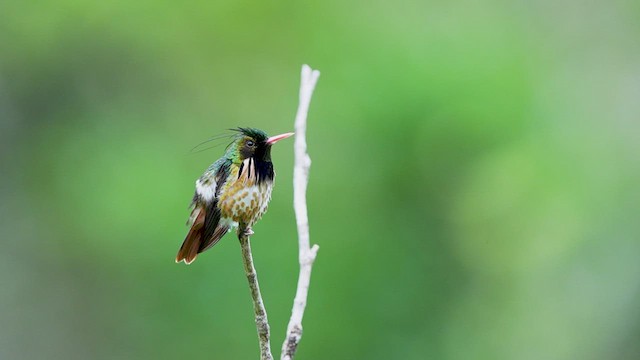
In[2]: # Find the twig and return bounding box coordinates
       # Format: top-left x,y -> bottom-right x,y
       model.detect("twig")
281,64 -> 321,360
238,233 -> 273,360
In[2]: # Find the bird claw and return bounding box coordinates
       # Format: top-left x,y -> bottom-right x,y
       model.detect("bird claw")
243,227 -> 254,237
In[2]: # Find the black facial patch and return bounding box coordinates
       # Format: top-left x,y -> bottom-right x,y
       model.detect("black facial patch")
254,159 -> 274,184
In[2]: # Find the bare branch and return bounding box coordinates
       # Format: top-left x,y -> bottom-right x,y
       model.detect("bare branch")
235,64 -> 319,360
281,64 -> 320,360
238,233 -> 273,360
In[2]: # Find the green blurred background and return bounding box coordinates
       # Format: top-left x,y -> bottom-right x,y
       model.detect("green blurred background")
2,1 -> 640,359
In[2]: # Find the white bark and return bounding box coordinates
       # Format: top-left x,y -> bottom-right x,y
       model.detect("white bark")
281,64 -> 321,360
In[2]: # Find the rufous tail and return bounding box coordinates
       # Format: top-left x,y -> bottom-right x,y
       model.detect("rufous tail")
176,209 -> 206,264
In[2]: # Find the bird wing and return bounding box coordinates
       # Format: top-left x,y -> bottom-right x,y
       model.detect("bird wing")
176,158 -> 232,264
199,159 -> 232,251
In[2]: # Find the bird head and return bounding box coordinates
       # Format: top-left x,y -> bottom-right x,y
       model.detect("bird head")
227,128 -> 294,163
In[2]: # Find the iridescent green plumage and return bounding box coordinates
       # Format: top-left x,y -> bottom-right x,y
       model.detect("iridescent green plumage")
176,128 -> 293,264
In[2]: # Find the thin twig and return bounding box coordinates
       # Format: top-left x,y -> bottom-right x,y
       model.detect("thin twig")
238,233 -> 273,360
281,64 -> 321,360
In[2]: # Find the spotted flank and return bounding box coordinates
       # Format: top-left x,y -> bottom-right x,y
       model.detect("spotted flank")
219,158 -> 273,225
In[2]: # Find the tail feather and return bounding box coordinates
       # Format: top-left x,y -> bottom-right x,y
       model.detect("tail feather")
176,209 -> 206,264
176,204 -> 230,264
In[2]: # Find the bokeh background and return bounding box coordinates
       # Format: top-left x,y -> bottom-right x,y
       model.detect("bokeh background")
2,1 -> 640,359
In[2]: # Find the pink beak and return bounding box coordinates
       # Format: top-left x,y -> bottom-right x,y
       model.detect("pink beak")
266,132 -> 295,145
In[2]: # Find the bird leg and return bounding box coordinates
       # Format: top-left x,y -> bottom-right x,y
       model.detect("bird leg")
239,223 -> 254,237
243,227 -> 255,237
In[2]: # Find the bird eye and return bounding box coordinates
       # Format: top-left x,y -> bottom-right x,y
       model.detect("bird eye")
246,140 -> 255,147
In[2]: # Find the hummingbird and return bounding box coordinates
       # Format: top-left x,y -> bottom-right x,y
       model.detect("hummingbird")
176,128 -> 294,264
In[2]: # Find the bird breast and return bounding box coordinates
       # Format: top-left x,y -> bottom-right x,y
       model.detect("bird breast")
219,158 -> 274,225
